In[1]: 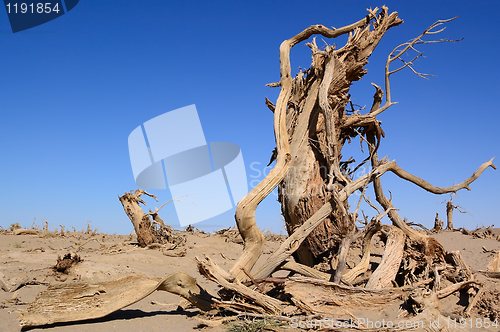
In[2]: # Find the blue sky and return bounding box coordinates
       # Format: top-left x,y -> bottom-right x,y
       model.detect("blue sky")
0,1 -> 498,234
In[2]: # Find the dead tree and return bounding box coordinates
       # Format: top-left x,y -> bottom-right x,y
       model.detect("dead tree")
20,7 -> 498,328
442,193 -> 468,230
222,5 -> 495,317
233,6 -> 495,278
118,189 -> 183,248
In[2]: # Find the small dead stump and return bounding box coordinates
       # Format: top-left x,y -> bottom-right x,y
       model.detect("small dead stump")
119,189 -> 184,248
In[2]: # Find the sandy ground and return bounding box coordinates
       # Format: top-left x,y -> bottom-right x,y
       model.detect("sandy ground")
0,228 -> 499,332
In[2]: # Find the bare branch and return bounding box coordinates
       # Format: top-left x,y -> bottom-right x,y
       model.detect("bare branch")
387,158 -> 496,194
369,16 -> 460,116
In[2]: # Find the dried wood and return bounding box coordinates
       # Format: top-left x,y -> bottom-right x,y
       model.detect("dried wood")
446,201 -> 454,230
342,221 -> 381,283
230,8 -> 399,278
13,229 -> 39,235
445,250 -> 472,281
365,226 -> 405,289
432,213 -> 444,232
332,232 -> 353,284
486,252 -> 500,272
20,272 -> 215,327
253,201 -> 333,280
436,280 -> 482,299
285,277 -> 407,312
197,256 -> 284,315
118,190 -> 159,247
279,261 -> 330,281
280,6 -> 403,264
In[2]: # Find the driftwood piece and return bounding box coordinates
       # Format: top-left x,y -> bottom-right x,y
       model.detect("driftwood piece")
0,272 -> 13,292
365,226 -> 405,289
20,272 -> 215,328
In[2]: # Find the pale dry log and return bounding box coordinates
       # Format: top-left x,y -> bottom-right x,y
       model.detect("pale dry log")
332,236 -> 353,283
319,46 -> 347,188
0,272 -> 46,293
197,256 -> 284,315
279,261 -> 330,281
365,226 -> 405,289
280,78 -> 321,266
0,271 -> 13,292
20,272 -> 216,328
285,277 -> 407,312
13,229 -> 39,235
118,189 -> 158,247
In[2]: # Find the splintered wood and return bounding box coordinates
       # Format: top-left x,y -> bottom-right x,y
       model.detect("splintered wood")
285,277 -> 406,312
20,275 -> 162,327
20,272 -> 216,328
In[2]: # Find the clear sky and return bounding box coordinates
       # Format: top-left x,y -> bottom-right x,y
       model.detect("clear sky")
0,1 -> 498,235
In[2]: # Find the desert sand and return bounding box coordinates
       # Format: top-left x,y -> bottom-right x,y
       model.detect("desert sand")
0,226 -> 499,332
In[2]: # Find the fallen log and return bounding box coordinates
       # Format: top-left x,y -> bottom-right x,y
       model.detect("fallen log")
20,272 -> 215,328
285,276 -> 408,313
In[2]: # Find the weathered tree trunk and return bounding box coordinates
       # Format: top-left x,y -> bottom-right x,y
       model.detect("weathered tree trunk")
446,200 -> 454,230
279,8 -> 403,266
119,189 -> 159,247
